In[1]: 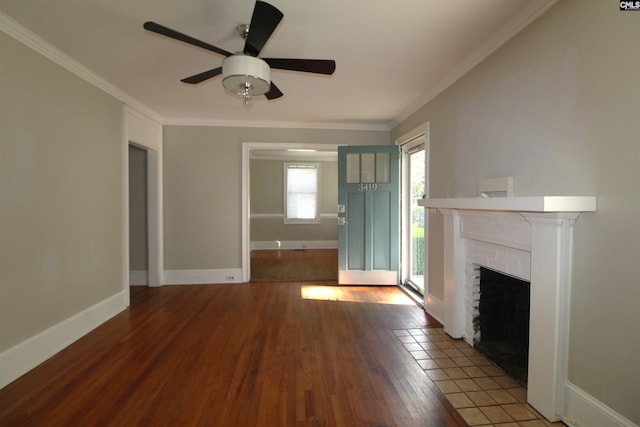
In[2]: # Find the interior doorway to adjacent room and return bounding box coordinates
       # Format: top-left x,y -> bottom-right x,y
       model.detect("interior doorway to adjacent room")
128,144 -> 149,286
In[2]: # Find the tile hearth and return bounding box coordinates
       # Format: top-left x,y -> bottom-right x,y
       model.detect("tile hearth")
394,327 -> 566,427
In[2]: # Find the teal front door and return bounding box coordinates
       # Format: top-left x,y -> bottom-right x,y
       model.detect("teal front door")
338,145 -> 400,285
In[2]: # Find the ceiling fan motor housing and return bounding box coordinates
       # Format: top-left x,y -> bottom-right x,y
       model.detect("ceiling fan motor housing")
222,54 -> 271,95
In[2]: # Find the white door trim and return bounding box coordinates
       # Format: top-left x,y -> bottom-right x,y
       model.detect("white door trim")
124,106 -> 163,295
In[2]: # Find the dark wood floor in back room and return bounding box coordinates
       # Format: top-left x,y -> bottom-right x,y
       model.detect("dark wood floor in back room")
0,252 -> 465,426
251,249 -> 339,282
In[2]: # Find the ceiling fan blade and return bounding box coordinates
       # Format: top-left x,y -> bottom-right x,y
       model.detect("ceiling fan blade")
181,67 -> 223,84
265,82 -> 283,100
263,58 -> 336,75
243,1 -> 283,57
144,21 -> 232,57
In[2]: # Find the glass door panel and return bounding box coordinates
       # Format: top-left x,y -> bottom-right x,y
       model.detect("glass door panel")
408,148 -> 425,293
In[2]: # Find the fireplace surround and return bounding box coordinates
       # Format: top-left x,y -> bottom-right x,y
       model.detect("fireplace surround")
418,196 -> 596,422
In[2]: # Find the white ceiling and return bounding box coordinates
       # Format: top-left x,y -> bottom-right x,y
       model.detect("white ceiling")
0,0 -> 555,130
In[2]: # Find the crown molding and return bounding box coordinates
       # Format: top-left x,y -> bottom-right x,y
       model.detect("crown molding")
0,11 -> 386,133
0,11 -> 163,124
1,0 -> 557,134
394,0 -> 559,126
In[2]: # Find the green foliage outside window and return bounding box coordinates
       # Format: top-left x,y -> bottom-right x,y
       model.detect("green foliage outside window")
412,226 -> 424,276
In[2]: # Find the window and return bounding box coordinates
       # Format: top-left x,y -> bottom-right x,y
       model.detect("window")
284,162 -> 320,224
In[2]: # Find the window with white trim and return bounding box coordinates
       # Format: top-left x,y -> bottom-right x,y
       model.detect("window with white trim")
284,162 -> 320,224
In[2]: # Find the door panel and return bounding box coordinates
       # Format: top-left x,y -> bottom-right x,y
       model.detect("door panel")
338,145 -> 400,285
372,191 -> 390,270
347,191 -> 365,270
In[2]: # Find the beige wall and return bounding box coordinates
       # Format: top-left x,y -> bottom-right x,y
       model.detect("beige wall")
163,126 -> 389,270
391,1 -> 639,422
250,158 -> 338,243
0,32 -> 124,352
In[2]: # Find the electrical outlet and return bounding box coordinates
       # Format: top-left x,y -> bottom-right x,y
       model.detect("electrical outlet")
226,275 -> 235,281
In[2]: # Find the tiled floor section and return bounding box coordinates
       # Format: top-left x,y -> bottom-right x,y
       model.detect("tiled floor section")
394,327 -> 566,427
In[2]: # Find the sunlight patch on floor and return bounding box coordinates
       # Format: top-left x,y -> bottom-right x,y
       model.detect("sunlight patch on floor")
300,285 -> 415,305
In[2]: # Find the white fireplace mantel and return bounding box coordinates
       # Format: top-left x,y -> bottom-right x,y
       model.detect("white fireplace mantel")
418,196 -> 596,422
418,195 -> 596,212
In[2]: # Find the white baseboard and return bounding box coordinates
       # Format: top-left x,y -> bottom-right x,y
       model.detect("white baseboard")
251,240 -> 338,250
129,270 -> 148,286
563,382 -> 637,427
163,268 -> 244,285
425,293 -> 445,325
0,290 -> 128,389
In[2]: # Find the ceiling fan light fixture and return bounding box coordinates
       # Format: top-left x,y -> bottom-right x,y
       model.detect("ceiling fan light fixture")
144,1 -> 336,102
222,54 -> 270,103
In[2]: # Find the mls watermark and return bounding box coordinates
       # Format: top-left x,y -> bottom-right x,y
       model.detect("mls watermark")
620,1 -> 640,10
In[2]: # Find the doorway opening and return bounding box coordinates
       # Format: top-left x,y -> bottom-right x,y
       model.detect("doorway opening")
124,106 -> 163,295
406,145 -> 425,293
128,145 -> 149,286
242,143 -> 339,282
398,123 -> 429,300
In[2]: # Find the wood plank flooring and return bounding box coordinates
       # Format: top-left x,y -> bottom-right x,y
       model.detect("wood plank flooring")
0,273 -> 466,426
251,249 -> 338,282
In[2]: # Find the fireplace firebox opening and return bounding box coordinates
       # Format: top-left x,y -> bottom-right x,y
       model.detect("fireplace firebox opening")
474,266 -> 530,385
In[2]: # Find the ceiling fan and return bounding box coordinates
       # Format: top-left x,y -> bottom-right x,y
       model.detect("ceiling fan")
143,1 -> 336,103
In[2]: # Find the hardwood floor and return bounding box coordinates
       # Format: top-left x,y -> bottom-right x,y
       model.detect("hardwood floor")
0,283 -> 466,426
251,249 -> 338,282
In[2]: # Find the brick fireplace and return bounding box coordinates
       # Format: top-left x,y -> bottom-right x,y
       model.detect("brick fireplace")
418,196 -> 596,422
